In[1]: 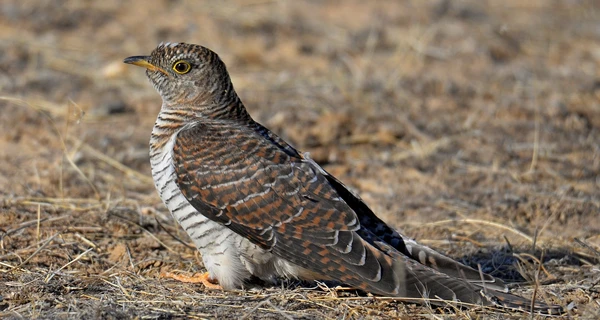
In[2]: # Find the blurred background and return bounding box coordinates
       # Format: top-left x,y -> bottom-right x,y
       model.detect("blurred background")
0,0 -> 598,318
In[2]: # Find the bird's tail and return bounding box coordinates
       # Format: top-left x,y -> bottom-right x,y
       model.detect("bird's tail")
373,241 -> 564,316
480,289 -> 564,316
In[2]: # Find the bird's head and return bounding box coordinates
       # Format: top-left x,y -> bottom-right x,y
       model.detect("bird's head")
124,42 -> 235,108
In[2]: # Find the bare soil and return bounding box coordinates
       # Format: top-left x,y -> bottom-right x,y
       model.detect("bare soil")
0,1 -> 599,319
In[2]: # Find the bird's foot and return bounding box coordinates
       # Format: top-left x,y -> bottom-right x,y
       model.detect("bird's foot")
161,271 -> 222,290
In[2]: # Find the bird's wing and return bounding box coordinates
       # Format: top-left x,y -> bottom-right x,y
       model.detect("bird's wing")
172,120 -> 484,301
173,120 -> 402,295
249,123 -> 501,292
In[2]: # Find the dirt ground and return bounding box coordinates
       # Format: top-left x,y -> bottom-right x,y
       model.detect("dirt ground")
0,0 -> 599,319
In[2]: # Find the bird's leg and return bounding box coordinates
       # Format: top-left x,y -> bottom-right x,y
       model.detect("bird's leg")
161,271 -> 222,290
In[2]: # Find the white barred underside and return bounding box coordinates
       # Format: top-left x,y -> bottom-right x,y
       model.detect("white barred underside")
149,122 -> 316,289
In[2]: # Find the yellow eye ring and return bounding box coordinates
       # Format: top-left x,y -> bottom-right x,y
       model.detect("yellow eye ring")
172,60 -> 192,74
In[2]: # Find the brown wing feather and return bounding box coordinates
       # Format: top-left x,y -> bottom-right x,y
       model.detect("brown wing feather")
173,120 -> 407,295
254,122 -> 505,291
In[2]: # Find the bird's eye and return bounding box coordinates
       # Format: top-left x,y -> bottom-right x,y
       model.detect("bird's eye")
172,60 -> 192,74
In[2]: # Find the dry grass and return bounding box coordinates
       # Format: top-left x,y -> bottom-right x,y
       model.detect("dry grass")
1,0 -> 599,319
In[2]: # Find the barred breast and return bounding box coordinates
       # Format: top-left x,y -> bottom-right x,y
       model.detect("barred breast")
149,115 -> 316,289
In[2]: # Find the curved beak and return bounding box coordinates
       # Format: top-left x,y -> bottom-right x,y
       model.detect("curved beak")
123,56 -> 169,76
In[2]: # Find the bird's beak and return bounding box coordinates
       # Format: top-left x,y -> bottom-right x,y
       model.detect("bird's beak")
123,56 -> 169,76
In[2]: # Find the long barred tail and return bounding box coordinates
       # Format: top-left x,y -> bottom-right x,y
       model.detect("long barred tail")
376,241 -> 564,316
481,289 -> 564,316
